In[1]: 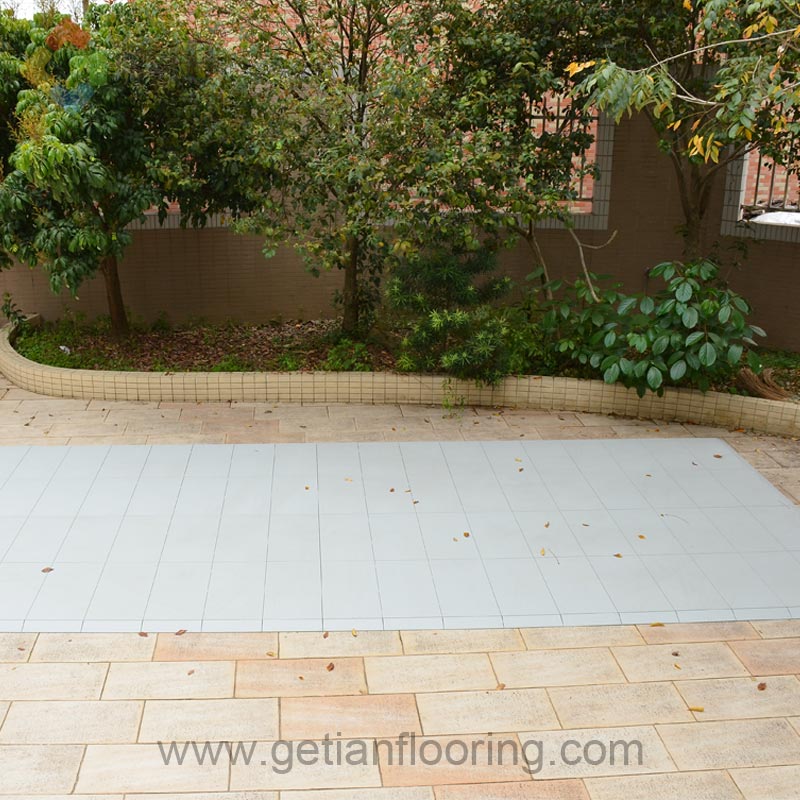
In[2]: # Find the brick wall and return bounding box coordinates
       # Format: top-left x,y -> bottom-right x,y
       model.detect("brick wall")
1,114 -> 799,349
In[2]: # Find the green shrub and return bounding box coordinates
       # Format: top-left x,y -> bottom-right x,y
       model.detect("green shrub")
535,259 -> 765,395
322,338 -> 372,371
276,352 -> 302,371
386,247 -> 531,384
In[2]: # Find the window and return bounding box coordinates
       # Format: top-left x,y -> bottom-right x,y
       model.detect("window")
721,148 -> 800,242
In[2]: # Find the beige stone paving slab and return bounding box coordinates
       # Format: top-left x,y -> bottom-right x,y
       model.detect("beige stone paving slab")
153,632 -> 279,662
729,764 -> 800,800
77,743 -> 228,793
379,733 -> 531,787
675,676 -> 800,721
729,638 -> 800,675
148,433 -> 230,444
656,718 -> 800,770
751,619 -> 800,639
416,688 -> 559,736
0,744 -> 85,793
490,649 -> 626,689
127,794 -> 276,800
285,789 -> 433,800
584,770 -> 743,800
517,725 -> 676,779
636,622 -> 759,645
138,698 -> 279,742
611,643 -> 749,682
790,715 -> 800,736
236,658 -> 367,698
0,795 -> 117,800
401,629 -> 524,656
280,694 -> 421,739
31,633 -> 155,663
102,661 -> 235,700
0,435 -> 69,445
47,422 -> 127,437
67,435 -> 149,445
547,682 -> 693,728
0,700 -> 142,744
364,654 -> 497,694
228,740 -> 382,790
0,633 -> 36,663
0,663 -> 107,700
433,781 -> 590,799
521,627 -> 643,651
280,631 -> 402,659
226,431 -> 305,443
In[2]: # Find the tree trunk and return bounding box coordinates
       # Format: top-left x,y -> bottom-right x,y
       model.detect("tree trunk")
341,235 -> 360,336
100,254 -> 129,337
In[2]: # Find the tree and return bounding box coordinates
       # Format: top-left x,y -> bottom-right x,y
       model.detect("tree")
180,0 -> 408,335
0,16 -> 163,335
0,3 -> 251,336
392,0 -> 601,289
569,0 -> 800,258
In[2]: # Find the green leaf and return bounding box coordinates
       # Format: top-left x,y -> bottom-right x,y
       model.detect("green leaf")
675,282 -> 693,303
652,334 -> 669,355
698,341 -> 717,367
604,330 -> 617,347
718,305 -> 731,324
640,296 -> 655,314
669,359 -> 687,381
603,362 -> 621,384
727,343 -> 743,365
685,330 -> 704,346
747,350 -> 763,373
646,365 -> 663,390
682,307 -> 699,328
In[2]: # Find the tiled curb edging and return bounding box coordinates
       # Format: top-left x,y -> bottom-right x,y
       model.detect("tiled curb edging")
2,322 -> 798,435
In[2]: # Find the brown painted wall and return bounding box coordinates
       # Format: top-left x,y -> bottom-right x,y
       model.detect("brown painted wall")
1,115 -> 798,348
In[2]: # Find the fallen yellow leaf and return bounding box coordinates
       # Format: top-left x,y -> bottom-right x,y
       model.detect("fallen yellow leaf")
689,705 -> 704,712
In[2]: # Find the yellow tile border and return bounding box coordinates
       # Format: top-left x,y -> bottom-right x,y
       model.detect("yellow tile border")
2,322 -> 798,435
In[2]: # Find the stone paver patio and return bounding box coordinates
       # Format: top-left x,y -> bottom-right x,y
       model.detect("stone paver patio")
1,623 -> 800,798
1,374 -> 800,797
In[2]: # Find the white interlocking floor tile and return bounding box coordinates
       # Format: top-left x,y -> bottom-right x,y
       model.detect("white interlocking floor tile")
1,438 -> 796,632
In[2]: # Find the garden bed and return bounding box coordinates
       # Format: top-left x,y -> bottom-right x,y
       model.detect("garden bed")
12,317 -> 398,374
11,316 -> 800,403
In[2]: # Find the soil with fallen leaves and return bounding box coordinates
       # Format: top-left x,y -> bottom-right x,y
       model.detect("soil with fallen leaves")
15,319 -> 399,373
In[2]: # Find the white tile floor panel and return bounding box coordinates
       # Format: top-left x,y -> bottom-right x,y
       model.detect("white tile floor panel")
0,438 -> 798,632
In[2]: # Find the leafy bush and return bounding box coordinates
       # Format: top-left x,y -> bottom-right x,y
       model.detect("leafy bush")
536,259 -> 765,395
322,338 -> 372,371
386,247 -> 532,384
276,353 -> 302,371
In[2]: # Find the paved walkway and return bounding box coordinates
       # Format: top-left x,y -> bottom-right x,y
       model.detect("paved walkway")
1,623 -> 799,798
1,375 -> 800,797
1,437 -> 797,633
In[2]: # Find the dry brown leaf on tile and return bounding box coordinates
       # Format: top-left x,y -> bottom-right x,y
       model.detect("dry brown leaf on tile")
323,631 -> 330,639
544,521 -> 550,528
649,622 -> 665,627
758,682 -> 767,691
175,629 -> 187,636
138,632 -> 149,638
672,651 -> 680,656
638,534 -> 647,540
540,548 -> 546,556
613,553 -> 623,558
266,651 -> 276,658
351,629 -> 358,637
496,683 -> 506,690
515,458 -> 522,462
187,669 -> 195,676
713,454 -> 723,459
326,662 -> 335,672
389,488 -> 395,493
41,567 -> 53,573
674,663 -> 682,670
689,706 -> 704,712
298,675 -> 305,680
463,532 -> 470,538
344,477 -> 353,483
